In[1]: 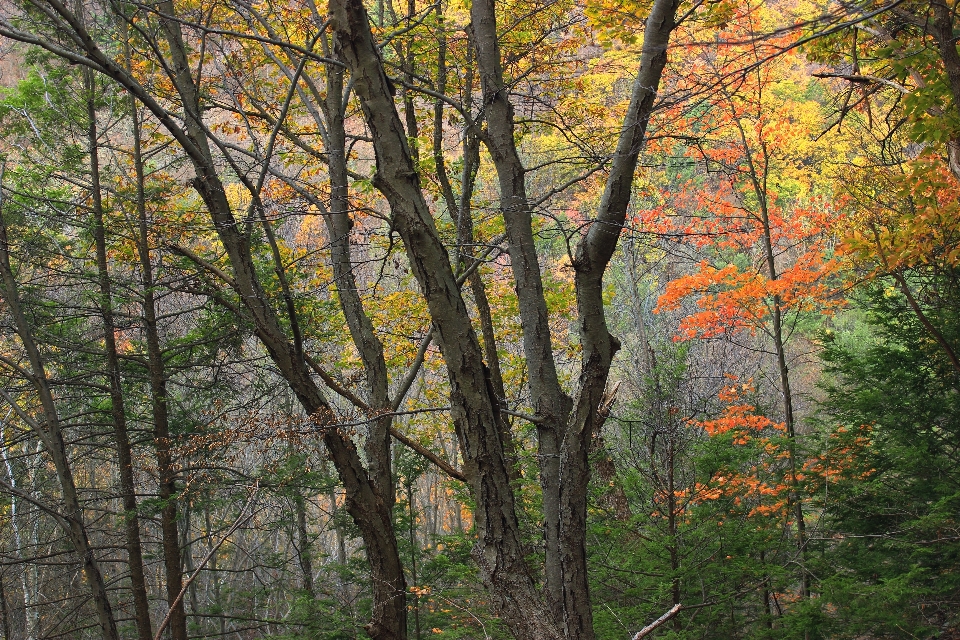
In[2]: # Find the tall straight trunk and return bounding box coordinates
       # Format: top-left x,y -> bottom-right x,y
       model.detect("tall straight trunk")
760,215 -> 809,598
182,505 -> 200,618
735,120 -> 810,598
328,481 -> 348,568
761,550 -> 774,633
126,84 -> 189,640
204,500 -> 226,637
0,443 -> 28,640
0,195 -> 120,640
85,69 -> 153,640
406,483 -> 422,640
667,436 -> 681,631
294,493 -> 316,597
0,571 -> 9,640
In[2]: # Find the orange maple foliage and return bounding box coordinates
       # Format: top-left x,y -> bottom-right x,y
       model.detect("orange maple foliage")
636,6 -> 842,342
649,197 -> 841,342
684,379 -> 792,520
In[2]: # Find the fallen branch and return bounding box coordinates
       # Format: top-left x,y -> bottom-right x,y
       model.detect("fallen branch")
154,484 -> 259,640
389,427 -> 467,483
633,603 -> 682,639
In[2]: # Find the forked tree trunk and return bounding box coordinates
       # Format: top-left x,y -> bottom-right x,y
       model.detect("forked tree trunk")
157,5 -> 407,636
320,53 -> 398,514
329,1 -> 558,636
329,0 -> 679,636
6,0 -> 680,636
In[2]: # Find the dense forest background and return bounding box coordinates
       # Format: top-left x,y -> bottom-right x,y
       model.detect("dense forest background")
0,0 -> 957,638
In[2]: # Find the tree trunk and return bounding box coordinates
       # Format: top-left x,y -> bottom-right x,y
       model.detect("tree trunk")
320,55 -> 397,513
0,571 -> 10,640
0,193 -> 120,640
741,131 -> 810,598
205,500 -> 227,637
469,0 -> 571,609
151,5 -> 409,637
433,39 -> 517,472
561,1 -> 679,636
295,492 -> 316,598
86,67 -> 153,640
2,3 -> 405,637
329,0 -> 679,635
328,1 -> 558,637
126,80 -> 189,640
0,444 -> 28,640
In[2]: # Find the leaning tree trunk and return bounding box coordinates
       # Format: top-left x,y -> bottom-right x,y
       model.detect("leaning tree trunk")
158,5 -> 408,636
0,195 -> 120,640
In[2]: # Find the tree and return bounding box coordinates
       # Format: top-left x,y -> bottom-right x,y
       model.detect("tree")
810,0 -> 960,373
637,5 -> 843,605
810,276 -> 960,637
0,0 -> 684,636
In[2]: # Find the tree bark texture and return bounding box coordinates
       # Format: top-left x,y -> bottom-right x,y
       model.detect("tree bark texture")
330,0 -> 679,637
469,0 -> 571,609
562,0 -> 680,636
329,0 -> 559,637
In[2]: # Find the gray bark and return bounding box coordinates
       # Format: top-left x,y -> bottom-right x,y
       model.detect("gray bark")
468,0 -> 571,608
329,0 -> 558,637
561,1 -> 680,636
330,0 -> 679,634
